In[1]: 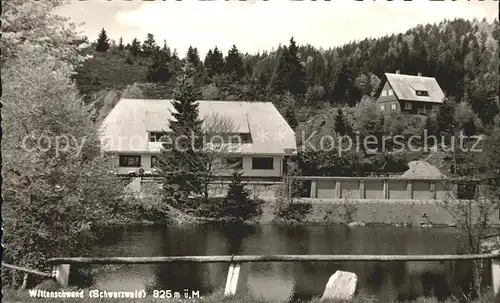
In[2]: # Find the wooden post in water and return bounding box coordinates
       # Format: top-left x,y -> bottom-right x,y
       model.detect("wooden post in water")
383,179 -> 389,199
359,180 -> 365,199
491,249 -> 500,296
52,264 -> 70,288
430,182 -> 436,200
310,179 -> 317,198
407,180 -> 413,199
479,234 -> 500,296
224,262 -> 248,297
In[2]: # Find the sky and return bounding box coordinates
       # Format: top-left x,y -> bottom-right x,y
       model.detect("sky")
58,0 -> 499,58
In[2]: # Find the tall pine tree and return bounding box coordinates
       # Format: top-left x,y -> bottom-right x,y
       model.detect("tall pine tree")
130,38 -> 141,57
225,44 -> 245,83
437,97 -> 456,137
142,33 -> 158,56
334,107 -> 350,136
223,169 -> 261,222
159,62 -> 205,205
270,37 -> 306,96
95,28 -> 110,52
146,47 -> 174,83
204,46 -> 225,80
284,107 -> 298,131
117,37 -> 124,51
186,46 -> 201,67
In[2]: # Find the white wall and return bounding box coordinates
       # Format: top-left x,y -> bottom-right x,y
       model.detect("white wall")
112,153 -> 284,177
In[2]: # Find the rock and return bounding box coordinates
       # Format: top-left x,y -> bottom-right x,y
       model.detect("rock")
347,221 -> 365,227
321,270 -> 358,302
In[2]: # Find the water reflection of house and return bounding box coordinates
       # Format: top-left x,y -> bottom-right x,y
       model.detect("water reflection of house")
374,71 -> 445,115
100,99 -> 296,180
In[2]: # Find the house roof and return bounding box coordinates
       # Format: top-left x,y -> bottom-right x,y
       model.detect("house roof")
100,99 -> 297,155
382,73 -> 445,104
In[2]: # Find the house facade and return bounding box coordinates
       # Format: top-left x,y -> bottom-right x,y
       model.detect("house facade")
374,71 -> 445,115
100,99 -> 297,179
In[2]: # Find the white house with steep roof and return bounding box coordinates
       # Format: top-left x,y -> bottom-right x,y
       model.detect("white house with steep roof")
100,99 -> 297,178
374,71 -> 445,115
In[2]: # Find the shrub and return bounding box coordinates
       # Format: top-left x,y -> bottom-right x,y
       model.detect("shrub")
274,201 -> 312,222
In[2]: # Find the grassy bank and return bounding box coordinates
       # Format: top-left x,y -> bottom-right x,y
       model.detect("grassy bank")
3,288 -> 499,303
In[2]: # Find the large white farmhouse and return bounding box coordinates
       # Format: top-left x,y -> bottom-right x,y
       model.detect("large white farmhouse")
100,99 -> 297,179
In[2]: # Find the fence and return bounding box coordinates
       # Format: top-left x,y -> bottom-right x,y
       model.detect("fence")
4,238 -> 500,298
288,176 -> 481,201
41,251 -> 500,298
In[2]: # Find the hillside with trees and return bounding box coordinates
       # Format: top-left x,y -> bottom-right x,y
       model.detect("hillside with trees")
74,18 -> 499,130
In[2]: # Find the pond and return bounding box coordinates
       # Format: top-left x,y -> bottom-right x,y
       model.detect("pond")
75,224 -> 486,303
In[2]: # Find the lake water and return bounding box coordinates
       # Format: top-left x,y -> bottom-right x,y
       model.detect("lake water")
75,224 -> 487,302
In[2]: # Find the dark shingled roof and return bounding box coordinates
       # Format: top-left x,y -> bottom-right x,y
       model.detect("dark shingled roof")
384,73 -> 445,104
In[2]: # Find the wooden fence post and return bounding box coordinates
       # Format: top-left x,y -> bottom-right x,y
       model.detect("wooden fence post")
430,182 -> 436,200
287,177 -> 292,199
492,249 -> 500,296
407,180 -> 413,200
383,179 -> 389,199
359,180 -> 365,199
224,262 -> 249,297
310,180 -> 317,198
52,264 -> 70,288
336,180 -> 341,199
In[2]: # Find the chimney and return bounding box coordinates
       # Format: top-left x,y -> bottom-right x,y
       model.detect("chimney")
417,72 -> 422,76
396,70 -> 400,74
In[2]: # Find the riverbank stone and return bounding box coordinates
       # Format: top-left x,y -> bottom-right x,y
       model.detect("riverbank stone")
321,270 -> 358,302
347,222 -> 365,227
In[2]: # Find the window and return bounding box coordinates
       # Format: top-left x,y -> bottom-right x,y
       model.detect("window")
380,105 -> 385,111
208,133 -> 252,144
252,157 -> 274,170
225,157 -> 243,169
391,103 -> 397,110
416,90 -> 429,97
388,89 -> 393,96
119,155 -> 141,167
417,107 -> 426,115
432,105 -> 439,111
149,131 -> 170,142
381,90 -> 387,97
151,155 -> 158,167
457,182 -> 477,200
404,102 -> 412,110
240,133 -> 252,143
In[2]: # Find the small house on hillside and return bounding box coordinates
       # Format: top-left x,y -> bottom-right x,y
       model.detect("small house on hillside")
100,99 -> 297,179
374,71 -> 445,115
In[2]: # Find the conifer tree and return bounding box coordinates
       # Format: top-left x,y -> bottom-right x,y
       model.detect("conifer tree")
270,37 -> 306,96
225,44 -> 245,82
159,62 -> 204,205
146,48 -> 174,83
223,169 -> 261,221
204,46 -> 225,80
186,46 -> 201,67
334,107 -> 350,136
284,107 -> 298,131
437,97 -> 456,137
95,28 -> 110,52
117,37 -> 124,51
142,33 -> 158,56
424,114 -> 439,139
130,38 -> 141,57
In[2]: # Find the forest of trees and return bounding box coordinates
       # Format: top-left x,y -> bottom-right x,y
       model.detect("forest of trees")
75,18 -> 499,131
